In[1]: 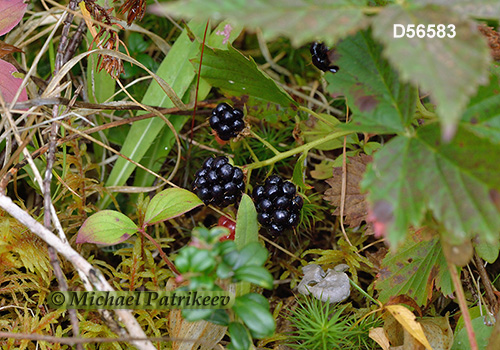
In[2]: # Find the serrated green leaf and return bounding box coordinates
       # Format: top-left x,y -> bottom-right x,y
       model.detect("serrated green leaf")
144,188 -> 203,225
326,30 -> 417,133
235,194 -> 259,249
195,45 -> 296,108
362,123 -> 500,247
462,71 -> 500,143
76,210 -> 138,245
372,5 -> 491,139
161,0 -> 369,47
233,294 -> 276,339
376,230 -> 451,306
413,0 -> 500,19
234,266 -> 274,289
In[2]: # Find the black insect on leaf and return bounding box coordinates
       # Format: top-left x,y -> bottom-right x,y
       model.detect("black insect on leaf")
310,42 -> 339,74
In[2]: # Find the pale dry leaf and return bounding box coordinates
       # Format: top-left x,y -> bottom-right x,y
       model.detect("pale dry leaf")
385,305 -> 432,350
323,153 -> 373,233
369,327 -> 391,350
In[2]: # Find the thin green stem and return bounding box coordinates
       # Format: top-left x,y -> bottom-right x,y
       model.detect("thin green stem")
349,278 -> 382,307
416,97 -> 436,119
298,105 -> 338,128
245,130 -> 352,171
249,129 -> 280,155
242,138 -> 260,163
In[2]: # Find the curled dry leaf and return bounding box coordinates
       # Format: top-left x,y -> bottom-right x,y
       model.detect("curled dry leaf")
323,153 -> 374,234
0,42 -> 22,59
297,264 -> 351,303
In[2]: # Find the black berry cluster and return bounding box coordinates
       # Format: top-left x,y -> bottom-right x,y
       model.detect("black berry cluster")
193,156 -> 245,208
252,175 -> 303,234
209,102 -> 245,141
310,42 -> 339,74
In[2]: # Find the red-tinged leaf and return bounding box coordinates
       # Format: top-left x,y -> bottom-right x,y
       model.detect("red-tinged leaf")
144,188 -> 203,225
0,0 -> 27,36
76,210 -> 138,245
0,59 -> 27,104
0,42 -> 22,59
376,229 -> 453,306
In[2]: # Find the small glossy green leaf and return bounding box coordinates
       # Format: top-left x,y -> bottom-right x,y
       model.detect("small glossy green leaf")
195,45 -> 296,108
235,194 -> 259,249
243,293 -> 270,309
233,294 -> 275,339
234,242 -> 268,269
205,309 -> 230,326
144,188 -> 203,225
175,246 -> 216,274
452,315 -> 494,350
372,5 -> 491,139
228,322 -> 251,350
234,266 -> 273,289
76,210 -> 138,245
216,262 -> 234,279
182,309 -> 214,322
475,238 -> 500,264
326,29 -> 417,134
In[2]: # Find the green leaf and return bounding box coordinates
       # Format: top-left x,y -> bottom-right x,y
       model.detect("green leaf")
234,242 -> 269,269
175,247 -> 216,273
372,5 -> 491,139
413,0 -> 500,19
233,294 -> 276,339
161,0 -> 369,47
376,230 -> 451,306
452,315 -> 494,350
326,30 -> 417,134
131,21 -> 244,190
195,45 -> 296,108
144,188 -> 203,225
182,309 -> 214,322
475,238 -> 500,263
228,322 -> 252,350
76,210 -> 138,245
362,123 -> 500,247
233,266 -> 274,289
235,194 -> 259,249
293,152 -> 312,191
99,21 -> 207,209
461,71 -> 500,143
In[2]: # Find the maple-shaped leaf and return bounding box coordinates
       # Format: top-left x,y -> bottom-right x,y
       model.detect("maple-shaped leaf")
362,122 -> 500,247
376,228 -> 452,306
324,153 -> 374,234
326,29 -> 417,134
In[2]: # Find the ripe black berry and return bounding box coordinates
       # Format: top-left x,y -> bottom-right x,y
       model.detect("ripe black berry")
209,102 -> 246,141
310,42 -> 339,74
252,175 -> 303,234
193,156 -> 245,207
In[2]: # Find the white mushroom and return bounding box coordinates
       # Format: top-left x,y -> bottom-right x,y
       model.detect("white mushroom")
297,264 -> 351,303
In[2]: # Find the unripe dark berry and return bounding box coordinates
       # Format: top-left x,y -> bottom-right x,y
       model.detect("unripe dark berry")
193,156 -> 245,207
310,42 -> 339,74
210,102 -> 246,141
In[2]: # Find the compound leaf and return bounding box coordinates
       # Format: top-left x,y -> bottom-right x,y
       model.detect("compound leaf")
326,30 -> 417,133
362,123 -> 500,247
372,5 -> 491,139
161,0 -> 369,47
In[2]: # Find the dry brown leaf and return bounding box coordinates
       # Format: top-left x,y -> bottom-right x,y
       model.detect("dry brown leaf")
323,153 -> 373,234
0,42 -> 22,59
479,25 -> 500,61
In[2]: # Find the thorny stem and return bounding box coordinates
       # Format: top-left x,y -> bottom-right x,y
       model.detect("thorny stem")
244,130 -> 352,171
140,228 -> 180,276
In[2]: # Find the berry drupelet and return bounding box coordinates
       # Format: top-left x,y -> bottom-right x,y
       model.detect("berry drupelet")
310,42 -> 339,74
193,156 -> 245,208
209,102 -> 245,141
252,175 -> 303,234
